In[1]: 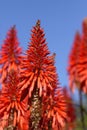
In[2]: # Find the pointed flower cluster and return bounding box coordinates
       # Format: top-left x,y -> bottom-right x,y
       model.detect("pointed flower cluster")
0,20 -> 69,130
42,87 -> 67,130
67,32 -> 81,92
68,18 -> 87,93
0,27 -> 28,130
0,26 -> 22,85
19,20 -> 68,129
20,20 -> 58,98
0,71 -> 28,130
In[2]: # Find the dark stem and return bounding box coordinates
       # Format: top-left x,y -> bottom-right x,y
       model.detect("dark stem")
79,89 -> 85,130
4,109 -> 16,130
48,119 -> 52,130
30,87 -> 42,130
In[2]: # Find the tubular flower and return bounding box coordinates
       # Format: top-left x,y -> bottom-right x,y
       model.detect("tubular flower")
67,32 -> 81,92
0,26 -> 22,84
19,20 -> 67,129
0,71 -> 28,130
62,87 -> 76,130
20,20 -> 58,99
41,87 -> 67,130
77,18 -> 87,93
67,18 -> 87,94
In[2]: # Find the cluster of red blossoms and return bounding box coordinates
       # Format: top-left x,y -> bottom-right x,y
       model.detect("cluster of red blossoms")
0,20 -> 75,130
68,18 -> 87,94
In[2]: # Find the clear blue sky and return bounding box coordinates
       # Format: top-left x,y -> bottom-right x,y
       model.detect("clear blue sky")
0,0 -> 87,87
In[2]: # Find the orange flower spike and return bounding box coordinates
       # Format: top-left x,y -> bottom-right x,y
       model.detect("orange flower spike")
0,26 -> 22,88
0,26 -> 22,65
67,32 -> 81,91
68,18 -> 87,93
0,71 -> 28,129
20,20 -> 58,100
42,87 -> 68,130
77,18 -> 87,93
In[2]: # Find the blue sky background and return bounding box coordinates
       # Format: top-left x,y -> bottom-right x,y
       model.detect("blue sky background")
0,1 -> 87,90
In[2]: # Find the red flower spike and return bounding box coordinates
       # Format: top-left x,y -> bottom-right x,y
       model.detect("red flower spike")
20,20 -> 58,99
0,71 -> 29,130
0,26 -> 22,85
68,18 -> 87,94
77,18 -> 87,93
41,87 -> 68,130
19,20 -> 68,129
67,32 -> 81,92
